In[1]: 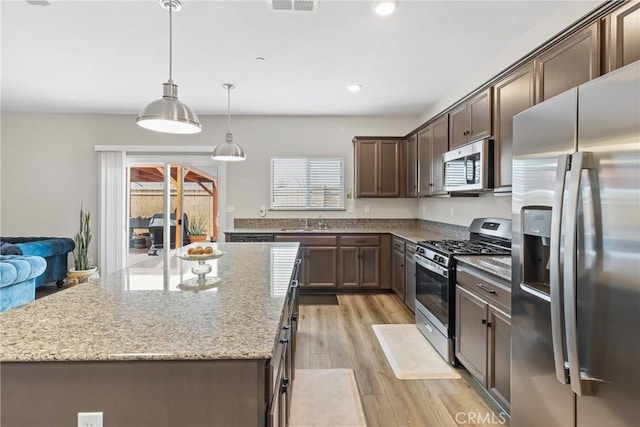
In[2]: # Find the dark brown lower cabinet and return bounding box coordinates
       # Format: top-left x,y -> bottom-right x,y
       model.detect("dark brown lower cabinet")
391,248 -> 405,299
487,304 -> 511,412
305,247 -> 338,287
274,235 -> 338,288
404,253 -> 416,313
339,246 -> 380,288
455,264 -> 511,413
455,286 -> 488,384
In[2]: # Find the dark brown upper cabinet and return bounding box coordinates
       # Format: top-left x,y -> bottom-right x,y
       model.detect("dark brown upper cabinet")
449,88 -> 493,149
535,22 -> 601,103
353,137 -> 404,198
607,1 -> 640,72
405,134 -> 418,198
417,115 -> 449,197
493,63 -> 535,190
417,125 -> 432,197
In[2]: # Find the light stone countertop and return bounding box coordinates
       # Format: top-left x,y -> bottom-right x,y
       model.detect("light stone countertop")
455,255 -> 512,282
224,227 -> 456,244
0,242 -> 299,362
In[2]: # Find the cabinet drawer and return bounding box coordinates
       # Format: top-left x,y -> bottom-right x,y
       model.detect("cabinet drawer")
405,242 -> 416,255
340,235 -> 380,246
456,265 -> 511,311
391,237 -> 405,252
275,235 -> 337,246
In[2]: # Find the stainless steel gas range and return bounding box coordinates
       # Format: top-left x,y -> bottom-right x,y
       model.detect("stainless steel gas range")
414,217 -> 511,365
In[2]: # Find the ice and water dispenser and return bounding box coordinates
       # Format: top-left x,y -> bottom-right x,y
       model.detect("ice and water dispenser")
521,207 -> 552,295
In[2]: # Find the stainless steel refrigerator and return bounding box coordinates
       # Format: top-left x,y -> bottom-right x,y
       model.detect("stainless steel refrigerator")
511,60 -> 640,426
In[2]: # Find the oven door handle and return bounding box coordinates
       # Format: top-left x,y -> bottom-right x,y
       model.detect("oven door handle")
414,255 -> 448,277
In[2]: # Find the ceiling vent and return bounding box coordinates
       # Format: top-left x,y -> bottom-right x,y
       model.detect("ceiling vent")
269,0 -> 317,12
25,0 -> 50,5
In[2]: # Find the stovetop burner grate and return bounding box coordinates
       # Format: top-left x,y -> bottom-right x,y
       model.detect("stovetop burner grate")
418,239 -> 511,256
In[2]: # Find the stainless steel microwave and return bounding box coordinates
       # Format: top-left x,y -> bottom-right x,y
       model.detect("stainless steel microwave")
442,139 -> 494,192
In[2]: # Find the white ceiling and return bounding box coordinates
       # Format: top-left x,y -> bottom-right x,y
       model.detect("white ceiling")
1,0 -> 602,117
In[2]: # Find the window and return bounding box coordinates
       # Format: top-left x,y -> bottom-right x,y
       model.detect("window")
270,157 -> 345,210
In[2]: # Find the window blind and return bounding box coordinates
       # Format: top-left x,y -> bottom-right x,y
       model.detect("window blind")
271,157 -> 344,210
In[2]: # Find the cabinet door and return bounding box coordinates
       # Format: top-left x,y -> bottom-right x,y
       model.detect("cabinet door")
339,247 -> 360,288
493,63 -> 534,189
404,255 -> 416,313
535,23 -> 600,102
298,247 -> 308,287
417,126 -> 432,196
360,246 -> 380,288
391,249 -> 405,300
354,139 -> 379,197
379,140 -> 403,197
609,1 -> 640,71
405,134 -> 418,197
306,247 -> 337,287
467,88 -> 493,142
488,305 -> 511,413
449,104 -> 468,149
455,286 -> 488,384
431,115 -> 449,195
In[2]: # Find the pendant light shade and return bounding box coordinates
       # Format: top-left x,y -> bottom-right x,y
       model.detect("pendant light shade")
212,83 -> 246,162
137,0 -> 201,134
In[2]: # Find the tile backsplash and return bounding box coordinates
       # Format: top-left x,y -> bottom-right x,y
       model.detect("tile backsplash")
232,218 -> 468,238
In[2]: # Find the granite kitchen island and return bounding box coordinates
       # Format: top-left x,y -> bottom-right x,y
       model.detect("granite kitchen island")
0,242 -> 300,427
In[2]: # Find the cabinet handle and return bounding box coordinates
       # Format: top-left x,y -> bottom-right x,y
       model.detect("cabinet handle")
292,312 -> 299,321
279,338 -> 289,344
282,325 -> 290,330
280,378 -> 289,394
354,240 -> 367,244
476,284 -> 496,294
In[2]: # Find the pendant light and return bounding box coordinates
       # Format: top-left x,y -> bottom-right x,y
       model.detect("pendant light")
136,0 -> 201,134
212,83 -> 246,161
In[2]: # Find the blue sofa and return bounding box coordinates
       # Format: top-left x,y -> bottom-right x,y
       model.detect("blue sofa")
0,237 -> 75,288
0,255 -> 47,312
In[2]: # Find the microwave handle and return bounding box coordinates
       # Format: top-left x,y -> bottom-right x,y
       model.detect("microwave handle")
465,157 -> 475,184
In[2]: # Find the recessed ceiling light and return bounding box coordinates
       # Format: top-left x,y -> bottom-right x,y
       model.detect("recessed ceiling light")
347,84 -> 362,93
373,1 -> 398,16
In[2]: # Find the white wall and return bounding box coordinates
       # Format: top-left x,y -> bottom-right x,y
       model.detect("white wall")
418,194 -> 512,227
418,1 -> 602,124
0,113 -> 420,247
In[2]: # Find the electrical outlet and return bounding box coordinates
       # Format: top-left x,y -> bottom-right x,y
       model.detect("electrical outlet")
78,412 -> 103,427
226,205 -> 235,213
450,207 -> 455,217
422,205 -> 426,214
259,205 -> 266,217
364,205 -> 370,213
348,205 -> 354,213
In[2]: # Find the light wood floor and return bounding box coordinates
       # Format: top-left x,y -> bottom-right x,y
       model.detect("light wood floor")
295,293 -> 508,427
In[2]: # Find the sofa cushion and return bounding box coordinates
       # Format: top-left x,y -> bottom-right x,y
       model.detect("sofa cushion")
0,241 -> 22,255
2,237 -> 75,258
0,255 -> 47,288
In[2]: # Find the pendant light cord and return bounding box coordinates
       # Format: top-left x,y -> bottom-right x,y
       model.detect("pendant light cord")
227,86 -> 232,133
168,1 -> 173,82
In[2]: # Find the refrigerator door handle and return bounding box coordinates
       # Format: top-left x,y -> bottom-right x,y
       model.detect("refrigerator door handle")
564,151 -> 595,396
551,153 -> 570,384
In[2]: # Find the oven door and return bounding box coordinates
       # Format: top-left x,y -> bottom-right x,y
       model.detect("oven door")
414,254 -> 451,337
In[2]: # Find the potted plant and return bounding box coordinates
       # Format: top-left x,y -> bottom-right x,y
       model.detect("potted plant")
188,216 -> 208,243
68,202 -> 98,284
